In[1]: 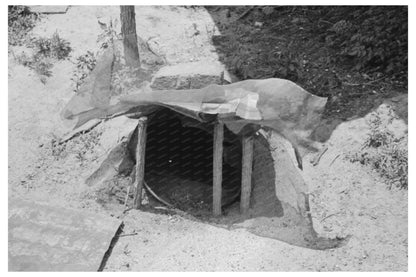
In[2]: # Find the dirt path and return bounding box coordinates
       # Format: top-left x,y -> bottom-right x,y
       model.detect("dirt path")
8,6 -> 407,271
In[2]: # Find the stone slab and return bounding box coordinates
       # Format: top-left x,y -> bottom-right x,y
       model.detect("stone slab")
8,198 -> 122,271
150,61 -> 231,90
29,6 -> 69,14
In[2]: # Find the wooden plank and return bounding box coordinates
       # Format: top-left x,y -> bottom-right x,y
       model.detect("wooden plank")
212,122 -> 224,216
240,135 -> 254,215
133,117 -> 148,209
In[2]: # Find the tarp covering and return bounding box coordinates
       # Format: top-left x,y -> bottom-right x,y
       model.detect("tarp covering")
62,45 -> 326,159
63,76 -> 326,161
61,48 -> 349,249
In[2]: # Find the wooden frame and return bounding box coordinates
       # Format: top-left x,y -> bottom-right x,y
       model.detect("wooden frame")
133,116 -> 255,217
240,135 -> 254,215
133,117 -> 148,209
212,122 -> 224,216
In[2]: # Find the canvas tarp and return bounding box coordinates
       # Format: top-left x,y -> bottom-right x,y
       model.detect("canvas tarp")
61,48 -> 348,249
62,46 -> 326,159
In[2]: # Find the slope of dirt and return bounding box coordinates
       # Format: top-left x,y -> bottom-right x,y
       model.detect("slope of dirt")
8,6 -> 407,271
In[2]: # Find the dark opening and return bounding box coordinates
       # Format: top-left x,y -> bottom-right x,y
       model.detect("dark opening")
144,108 -> 242,216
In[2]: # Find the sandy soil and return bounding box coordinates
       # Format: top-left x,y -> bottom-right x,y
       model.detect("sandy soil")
8,6 -> 407,271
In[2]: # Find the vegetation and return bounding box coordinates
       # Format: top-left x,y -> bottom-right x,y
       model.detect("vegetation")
350,112 -> 408,189
50,129 -> 102,163
30,31 -> 72,60
323,7 -> 407,76
210,6 -> 407,121
97,18 -> 120,49
71,51 -> 97,92
9,6 -> 72,83
14,32 -> 72,83
14,52 -> 53,84
8,5 -> 39,46
71,19 -> 120,93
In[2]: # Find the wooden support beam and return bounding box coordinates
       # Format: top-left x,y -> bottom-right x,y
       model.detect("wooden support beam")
120,6 -> 140,68
213,122 -> 224,216
133,117 -> 148,209
240,135 -> 254,215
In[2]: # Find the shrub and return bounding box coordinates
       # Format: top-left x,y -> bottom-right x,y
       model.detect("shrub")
14,32 -> 71,83
324,6 -> 408,75
8,5 -> 38,46
350,112 -> 408,189
30,31 -> 72,60
15,51 -> 53,84
71,51 -> 97,92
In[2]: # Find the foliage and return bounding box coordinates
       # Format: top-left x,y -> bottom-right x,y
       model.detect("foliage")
323,6 -> 408,76
9,6 -> 71,84
14,32 -> 72,84
71,51 -> 97,92
29,31 -> 72,60
350,112 -> 408,189
211,6 -> 407,105
97,18 -> 120,49
74,129 -> 102,164
49,129 -> 102,162
14,51 -> 53,84
8,5 -> 39,46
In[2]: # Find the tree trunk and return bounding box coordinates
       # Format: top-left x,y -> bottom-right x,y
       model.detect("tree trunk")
120,6 -> 140,68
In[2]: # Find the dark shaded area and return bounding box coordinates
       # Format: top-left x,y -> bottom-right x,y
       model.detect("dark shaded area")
204,5 -> 408,143
140,108 -> 242,214
250,134 -> 283,218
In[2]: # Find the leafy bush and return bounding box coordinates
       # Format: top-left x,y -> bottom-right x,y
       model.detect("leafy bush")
30,31 -> 72,60
15,51 -> 53,84
323,6 -> 407,76
350,112 -> 408,189
212,6 -> 407,102
14,32 -> 71,83
8,5 -> 38,46
71,51 -> 97,92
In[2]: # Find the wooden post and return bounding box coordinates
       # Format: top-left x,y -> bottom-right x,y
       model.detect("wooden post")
133,117 -> 148,209
240,135 -> 254,215
120,6 -> 140,68
213,122 -> 224,216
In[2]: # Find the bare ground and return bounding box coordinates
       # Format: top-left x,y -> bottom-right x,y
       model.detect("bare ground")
8,6 -> 407,271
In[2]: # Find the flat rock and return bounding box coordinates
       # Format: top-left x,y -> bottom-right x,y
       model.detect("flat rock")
8,198 -> 122,271
29,6 -> 69,14
150,61 -> 234,90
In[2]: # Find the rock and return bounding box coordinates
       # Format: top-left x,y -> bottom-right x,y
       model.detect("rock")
254,21 -> 263,28
262,6 -> 275,15
150,61 -> 232,90
28,5 -> 69,14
